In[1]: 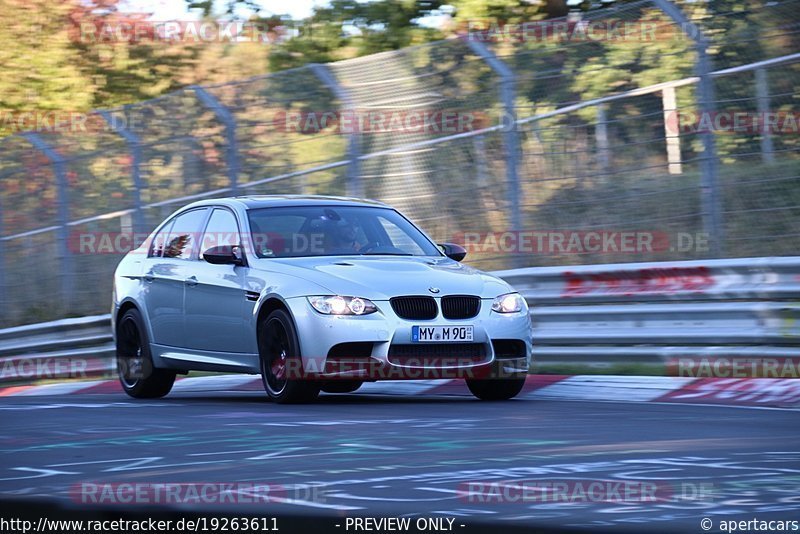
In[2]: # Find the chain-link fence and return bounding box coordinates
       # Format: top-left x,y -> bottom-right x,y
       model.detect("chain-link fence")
0,0 -> 798,327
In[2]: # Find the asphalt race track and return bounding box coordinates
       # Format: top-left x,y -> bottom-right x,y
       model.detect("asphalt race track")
1,388 -> 799,533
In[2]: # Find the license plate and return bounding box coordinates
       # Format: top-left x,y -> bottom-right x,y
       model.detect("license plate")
412,325 -> 473,342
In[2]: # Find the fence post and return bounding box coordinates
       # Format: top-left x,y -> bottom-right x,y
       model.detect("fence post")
99,110 -> 146,234
661,84 -> 683,174
595,104 -> 610,177
653,0 -> 723,256
22,132 -> 74,304
191,86 -> 240,195
465,39 -> 523,267
0,183 -> 5,321
310,63 -> 362,197
755,68 -> 775,164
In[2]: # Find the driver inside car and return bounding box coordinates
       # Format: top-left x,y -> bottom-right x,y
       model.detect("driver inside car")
325,219 -> 362,253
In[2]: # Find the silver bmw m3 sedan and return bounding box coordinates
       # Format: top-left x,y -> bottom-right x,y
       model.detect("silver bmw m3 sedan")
112,196 -> 532,403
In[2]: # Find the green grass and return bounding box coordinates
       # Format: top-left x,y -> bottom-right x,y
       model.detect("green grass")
533,362 -> 667,376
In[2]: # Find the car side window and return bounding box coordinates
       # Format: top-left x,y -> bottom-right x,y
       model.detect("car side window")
163,209 -> 208,260
248,212 -> 306,257
148,220 -> 174,258
200,208 -> 240,259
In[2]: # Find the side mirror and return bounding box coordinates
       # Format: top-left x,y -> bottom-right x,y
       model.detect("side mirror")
203,245 -> 245,266
439,243 -> 467,262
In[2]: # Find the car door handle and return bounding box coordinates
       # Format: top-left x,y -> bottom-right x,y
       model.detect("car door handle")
184,276 -> 198,287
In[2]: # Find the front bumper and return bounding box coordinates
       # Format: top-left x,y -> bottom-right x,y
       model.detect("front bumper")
285,296 -> 532,380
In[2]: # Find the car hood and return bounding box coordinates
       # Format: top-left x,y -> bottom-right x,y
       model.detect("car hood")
251,255 -> 513,300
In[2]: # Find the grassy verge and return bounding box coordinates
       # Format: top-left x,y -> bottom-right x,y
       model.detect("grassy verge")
533,362 -> 667,376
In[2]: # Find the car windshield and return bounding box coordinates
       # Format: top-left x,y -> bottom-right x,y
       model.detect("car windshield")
247,205 -> 442,258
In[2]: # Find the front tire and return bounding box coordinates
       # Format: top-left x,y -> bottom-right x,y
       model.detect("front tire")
258,309 -> 320,404
466,376 -> 526,401
116,308 -> 176,399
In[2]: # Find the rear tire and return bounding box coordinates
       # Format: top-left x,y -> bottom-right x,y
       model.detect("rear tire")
466,376 -> 526,401
320,380 -> 363,394
116,308 -> 176,399
259,309 -> 320,404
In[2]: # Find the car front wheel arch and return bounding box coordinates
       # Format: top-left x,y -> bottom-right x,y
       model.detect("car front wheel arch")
257,308 -> 320,404
256,297 -> 292,333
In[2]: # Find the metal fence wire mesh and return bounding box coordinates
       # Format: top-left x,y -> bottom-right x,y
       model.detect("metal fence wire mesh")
0,0 -> 798,326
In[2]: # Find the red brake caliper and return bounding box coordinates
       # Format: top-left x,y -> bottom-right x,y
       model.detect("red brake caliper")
271,350 -> 287,380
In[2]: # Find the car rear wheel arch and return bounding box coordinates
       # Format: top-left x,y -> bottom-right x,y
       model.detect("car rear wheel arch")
116,307 -> 176,398
116,301 -> 139,327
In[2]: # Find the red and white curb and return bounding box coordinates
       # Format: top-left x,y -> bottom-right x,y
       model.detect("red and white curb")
1,375 -> 799,408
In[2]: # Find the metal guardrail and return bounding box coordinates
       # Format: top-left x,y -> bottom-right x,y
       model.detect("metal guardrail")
495,256 -> 800,366
495,256 -> 800,303
0,314 -> 111,346
3,0 -> 800,330
0,315 -> 114,382
0,256 -> 797,382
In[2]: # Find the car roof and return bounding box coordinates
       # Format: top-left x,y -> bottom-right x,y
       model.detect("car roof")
185,195 -> 391,210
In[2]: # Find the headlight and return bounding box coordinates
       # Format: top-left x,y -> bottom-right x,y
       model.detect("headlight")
491,292 -> 526,313
307,296 -> 378,315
